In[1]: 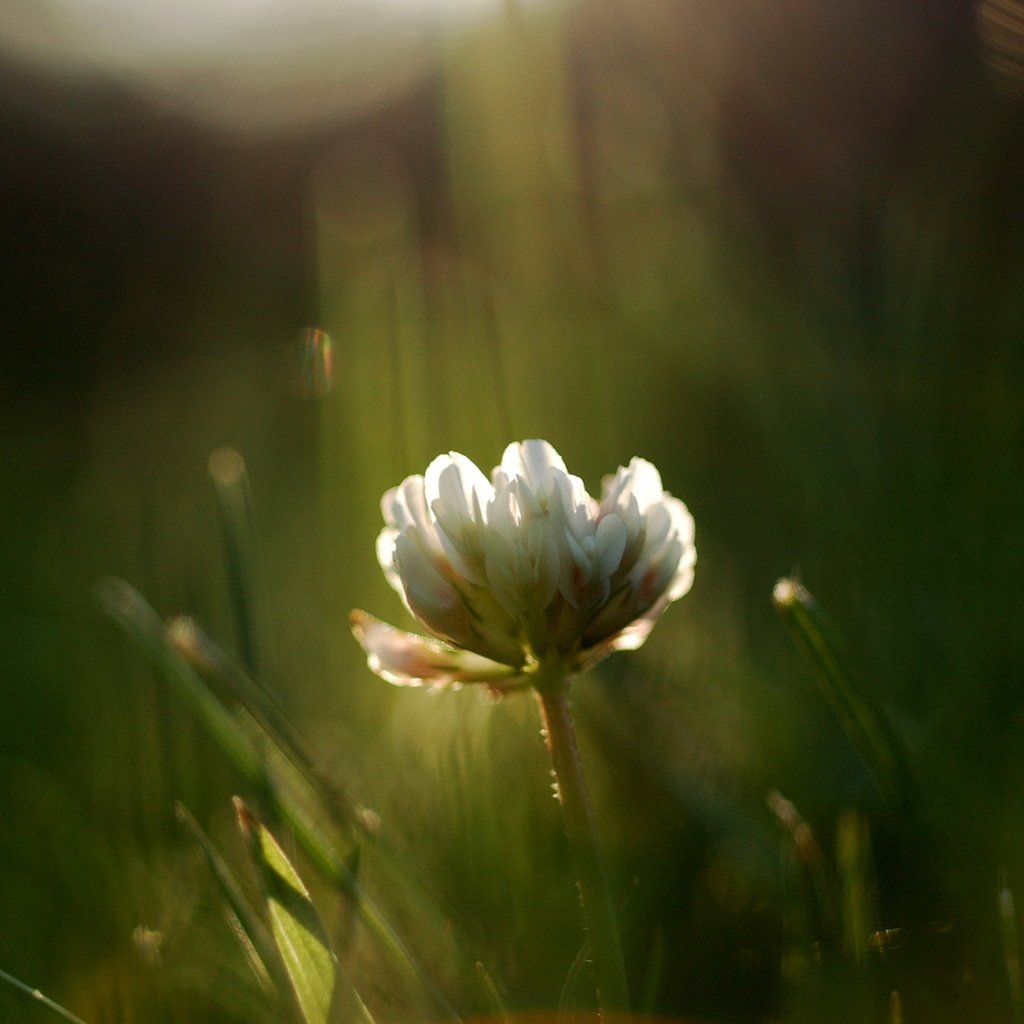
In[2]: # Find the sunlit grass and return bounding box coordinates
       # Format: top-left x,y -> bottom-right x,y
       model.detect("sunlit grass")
2,1 -> 1023,1022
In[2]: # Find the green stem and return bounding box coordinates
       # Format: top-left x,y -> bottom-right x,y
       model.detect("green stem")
0,967 -> 89,1024
534,674 -> 631,1020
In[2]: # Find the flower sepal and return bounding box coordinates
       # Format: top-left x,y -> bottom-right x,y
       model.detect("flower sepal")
350,610 -> 528,693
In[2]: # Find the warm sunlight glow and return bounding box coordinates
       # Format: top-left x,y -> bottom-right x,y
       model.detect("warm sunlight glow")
0,0 -> 558,130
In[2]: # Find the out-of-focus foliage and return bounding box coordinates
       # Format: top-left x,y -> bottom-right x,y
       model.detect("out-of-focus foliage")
1,0 -> 1023,1020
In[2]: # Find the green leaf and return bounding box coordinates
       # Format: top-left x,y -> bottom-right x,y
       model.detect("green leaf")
236,799 -> 337,1024
772,578 -> 915,810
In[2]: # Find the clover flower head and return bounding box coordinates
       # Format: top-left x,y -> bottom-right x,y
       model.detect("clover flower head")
351,440 -> 696,693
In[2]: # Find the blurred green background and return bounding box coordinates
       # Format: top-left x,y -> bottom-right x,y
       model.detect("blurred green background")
1,0 -> 1024,1020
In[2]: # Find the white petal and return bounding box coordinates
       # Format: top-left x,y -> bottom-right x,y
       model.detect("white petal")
375,526 -> 403,593
556,527 -> 584,606
425,451 -> 494,515
633,536 -> 684,605
666,552 -> 696,602
602,457 -> 664,514
508,476 -> 542,519
382,476 -> 425,533
511,541 -> 533,595
629,497 -> 695,602
525,518 -> 560,607
565,528 -> 592,579
393,532 -> 462,625
557,473 -> 597,538
479,527 -> 518,615
351,611 -> 521,688
663,498 -> 697,600
424,452 -> 492,585
642,502 -> 673,552
382,475 -> 447,555
593,513 -> 628,579
500,439 -> 568,491
485,483 -> 518,539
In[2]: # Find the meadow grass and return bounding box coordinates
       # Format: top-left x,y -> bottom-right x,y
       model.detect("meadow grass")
2,3 -> 1023,1022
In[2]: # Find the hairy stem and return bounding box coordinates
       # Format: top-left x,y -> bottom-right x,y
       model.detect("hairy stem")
535,674 -> 631,1020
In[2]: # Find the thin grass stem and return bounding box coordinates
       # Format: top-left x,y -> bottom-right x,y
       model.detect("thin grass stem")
0,967 -> 89,1024
772,578 -> 914,811
208,447 -> 269,680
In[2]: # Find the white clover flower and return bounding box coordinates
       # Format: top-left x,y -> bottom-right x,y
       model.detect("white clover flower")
351,440 -> 696,693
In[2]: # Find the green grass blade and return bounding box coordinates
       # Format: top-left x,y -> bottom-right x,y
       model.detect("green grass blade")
236,799 -> 339,1024
890,990 -> 905,1024
208,447 -> 270,679
767,789 -> 840,956
96,577 -> 265,784
637,928 -> 665,1018
97,578 -> 462,1022
170,619 -> 476,1016
168,616 -> 358,834
772,578 -> 915,810
224,907 -> 278,999
557,938 -> 594,1019
474,960 -> 512,1023
999,871 -> 1024,1024
175,802 -> 282,997
273,797 -> 462,1022
0,967 -> 89,1024
836,809 -> 877,966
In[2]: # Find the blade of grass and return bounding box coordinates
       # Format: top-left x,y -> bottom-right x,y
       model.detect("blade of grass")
0,967 -> 89,1024
179,605 -> 501,1016
999,870 -> 1024,1024
236,798 -> 341,1024
772,578 -> 915,810
271,790 -> 464,1021
170,611 -> 479,973
636,928 -> 664,1018
224,907 -> 278,999
176,802 -> 282,998
97,578 -> 463,1022
557,937 -> 594,1022
889,989 -> 904,1024
96,577 -> 266,785
836,809 -> 877,966
208,447 -> 270,680
475,961 -> 512,1024
169,616 -> 357,835
767,789 -> 840,958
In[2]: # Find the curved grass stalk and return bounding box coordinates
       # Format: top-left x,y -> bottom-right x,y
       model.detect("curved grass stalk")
773,578 -> 915,811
